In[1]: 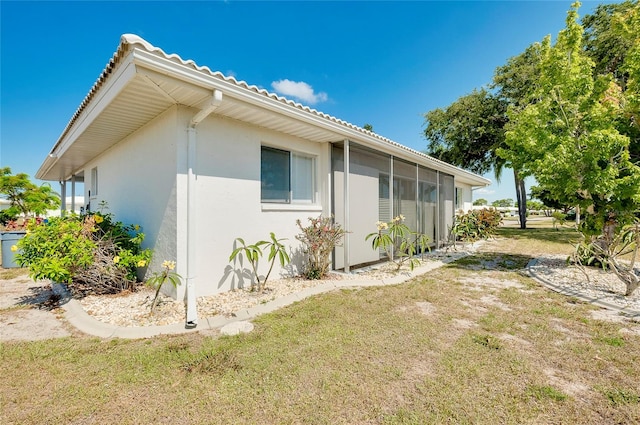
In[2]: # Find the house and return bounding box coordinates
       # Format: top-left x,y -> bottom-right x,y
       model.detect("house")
36,34 -> 490,326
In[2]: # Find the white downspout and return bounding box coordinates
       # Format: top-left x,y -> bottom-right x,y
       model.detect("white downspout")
185,89 -> 223,328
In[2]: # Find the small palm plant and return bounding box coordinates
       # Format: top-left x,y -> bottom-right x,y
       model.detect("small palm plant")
229,232 -> 290,292
146,260 -> 182,312
366,215 -> 429,271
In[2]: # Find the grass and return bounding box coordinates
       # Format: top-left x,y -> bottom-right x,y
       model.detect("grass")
0,266 -> 29,281
1,221 -> 640,424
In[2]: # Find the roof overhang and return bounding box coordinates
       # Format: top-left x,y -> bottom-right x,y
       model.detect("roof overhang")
37,34 -> 490,188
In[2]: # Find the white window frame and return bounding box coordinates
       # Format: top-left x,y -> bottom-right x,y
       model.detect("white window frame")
455,187 -> 464,210
261,145 -> 317,205
90,167 -> 98,198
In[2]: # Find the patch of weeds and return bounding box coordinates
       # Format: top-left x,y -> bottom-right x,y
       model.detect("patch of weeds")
1,303 -> 30,312
527,385 -> 568,402
600,387 -> 640,405
597,335 -> 625,347
383,408 -> 426,424
452,256 -> 484,267
165,341 -> 190,353
478,313 -> 511,333
531,301 -> 575,320
451,253 -> 530,271
471,333 -> 501,350
182,348 -> 241,375
0,267 -> 29,280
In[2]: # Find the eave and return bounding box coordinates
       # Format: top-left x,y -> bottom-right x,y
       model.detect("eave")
37,34 -> 490,188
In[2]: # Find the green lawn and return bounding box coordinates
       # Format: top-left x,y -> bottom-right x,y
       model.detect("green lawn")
1,224 -> 639,424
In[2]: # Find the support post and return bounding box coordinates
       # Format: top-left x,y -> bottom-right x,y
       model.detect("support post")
436,171 -> 440,248
343,139 -> 350,273
71,175 -> 76,213
60,181 -> 67,216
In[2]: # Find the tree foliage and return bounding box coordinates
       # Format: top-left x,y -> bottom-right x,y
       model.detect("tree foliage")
530,186 -> 570,212
500,2 -> 640,239
491,198 -> 514,208
583,0 -> 640,162
0,167 -> 60,218
424,89 -> 508,177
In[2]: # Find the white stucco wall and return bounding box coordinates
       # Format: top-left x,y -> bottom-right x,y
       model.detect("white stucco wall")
83,106 -> 180,294
80,104 -> 486,301
186,110 -> 332,296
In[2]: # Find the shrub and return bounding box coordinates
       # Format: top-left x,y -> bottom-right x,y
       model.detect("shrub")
229,232 -> 290,292
366,215 -> 430,271
551,211 -> 567,230
572,219 -> 640,296
452,208 -> 503,242
146,260 -> 182,312
17,211 -> 152,296
296,216 -> 346,279
0,210 -> 17,227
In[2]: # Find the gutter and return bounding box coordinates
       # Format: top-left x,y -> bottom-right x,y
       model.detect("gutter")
185,89 -> 223,328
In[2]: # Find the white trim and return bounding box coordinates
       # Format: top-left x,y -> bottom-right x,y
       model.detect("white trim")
261,204 -> 322,212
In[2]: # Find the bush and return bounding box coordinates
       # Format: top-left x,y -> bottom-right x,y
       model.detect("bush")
296,216 -> 346,279
452,208 -> 503,242
366,215 -> 430,271
0,210 -> 17,227
17,212 -> 152,296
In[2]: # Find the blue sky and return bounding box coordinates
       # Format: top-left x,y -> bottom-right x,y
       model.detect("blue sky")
0,0 -> 614,202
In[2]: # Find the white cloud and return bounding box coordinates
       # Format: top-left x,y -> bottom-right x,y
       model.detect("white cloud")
475,188 -> 496,195
271,79 -> 328,105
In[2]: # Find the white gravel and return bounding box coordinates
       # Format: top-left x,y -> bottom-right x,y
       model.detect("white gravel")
528,255 -> 640,313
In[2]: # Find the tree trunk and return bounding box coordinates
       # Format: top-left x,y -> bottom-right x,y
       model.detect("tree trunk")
514,169 -> 527,229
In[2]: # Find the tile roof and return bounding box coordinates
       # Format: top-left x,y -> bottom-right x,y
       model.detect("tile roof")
50,34 -> 489,185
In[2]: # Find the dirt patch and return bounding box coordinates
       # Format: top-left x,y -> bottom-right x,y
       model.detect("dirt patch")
0,276 -> 71,341
543,367 -> 590,398
0,308 -> 71,341
479,294 -> 512,311
459,275 -> 526,291
453,318 -> 477,329
498,333 -> 531,346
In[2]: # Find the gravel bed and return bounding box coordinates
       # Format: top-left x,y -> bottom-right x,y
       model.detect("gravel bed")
79,246 -> 640,328
78,247 -> 477,328
529,255 -> 640,313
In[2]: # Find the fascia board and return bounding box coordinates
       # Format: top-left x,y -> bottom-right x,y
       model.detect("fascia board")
37,54 -> 138,180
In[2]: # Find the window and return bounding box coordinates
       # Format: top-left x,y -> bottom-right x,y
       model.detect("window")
90,167 -> 98,198
455,187 -> 464,210
261,146 -> 315,203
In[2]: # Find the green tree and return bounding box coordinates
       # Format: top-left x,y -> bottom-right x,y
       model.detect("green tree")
583,0 -> 639,84
492,43 -> 547,229
0,167 -> 60,218
425,89 -> 508,177
473,198 -> 488,206
501,2 -> 640,242
582,0 -> 640,162
530,185 -> 570,212
491,198 -> 514,208
527,200 -> 545,212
